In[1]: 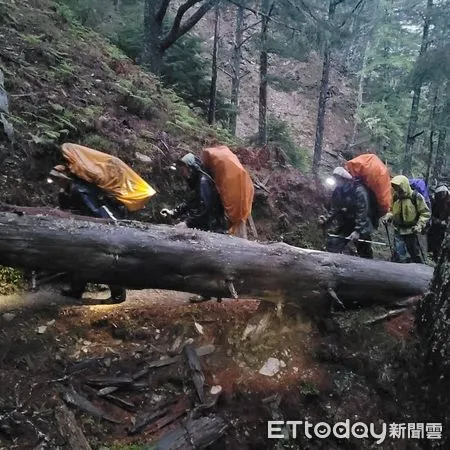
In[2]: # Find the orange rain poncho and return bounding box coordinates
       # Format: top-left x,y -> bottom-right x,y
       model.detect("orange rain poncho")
60,143 -> 156,212
201,145 -> 254,234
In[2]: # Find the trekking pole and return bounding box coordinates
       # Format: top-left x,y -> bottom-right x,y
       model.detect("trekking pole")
327,234 -> 387,246
417,237 -> 427,262
384,222 -> 394,259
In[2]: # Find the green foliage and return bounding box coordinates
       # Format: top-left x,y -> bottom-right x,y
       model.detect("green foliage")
57,0 -> 230,123
0,266 -> 24,295
267,116 -> 308,169
300,381 -> 320,397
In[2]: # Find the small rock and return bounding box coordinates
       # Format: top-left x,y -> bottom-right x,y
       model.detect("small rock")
47,319 -> 56,326
280,360 -> 286,368
3,313 -> 16,322
210,385 -> 222,395
293,367 -> 299,373
37,326 -> 47,334
135,152 -> 152,163
152,394 -> 163,403
259,358 -> 283,377
194,322 -> 204,335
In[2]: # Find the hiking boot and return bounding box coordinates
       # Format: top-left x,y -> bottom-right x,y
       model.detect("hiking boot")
60,288 -> 83,300
189,295 -> 211,303
107,294 -> 126,304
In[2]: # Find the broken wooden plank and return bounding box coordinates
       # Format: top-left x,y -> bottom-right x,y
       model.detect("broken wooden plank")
54,403 -> 92,450
62,386 -> 122,424
145,396 -> 190,434
183,344 -> 205,403
86,376 -> 133,387
129,398 -> 179,435
132,345 -> 215,381
154,416 -> 228,450
104,394 -> 136,412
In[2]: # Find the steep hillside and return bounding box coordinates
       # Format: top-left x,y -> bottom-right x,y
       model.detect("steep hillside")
0,0 -> 231,212
196,5 -> 356,170
0,0 -> 328,244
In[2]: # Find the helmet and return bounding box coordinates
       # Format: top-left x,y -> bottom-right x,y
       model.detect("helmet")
178,153 -> 202,170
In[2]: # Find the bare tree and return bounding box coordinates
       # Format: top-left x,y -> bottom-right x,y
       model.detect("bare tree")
143,0 -> 217,73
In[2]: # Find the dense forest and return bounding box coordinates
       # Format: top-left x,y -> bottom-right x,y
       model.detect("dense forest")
56,0 -> 450,180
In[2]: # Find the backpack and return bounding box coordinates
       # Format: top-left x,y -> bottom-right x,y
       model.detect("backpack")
61,143 -> 156,212
345,154 -> 392,229
201,146 -> 254,232
409,179 -> 431,231
409,178 -> 431,210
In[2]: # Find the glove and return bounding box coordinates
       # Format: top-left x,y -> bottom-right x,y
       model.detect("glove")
381,213 -> 393,225
347,231 -> 360,242
160,208 -> 175,217
174,221 -> 187,229
412,224 -> 422,234
318,215 -> 328,225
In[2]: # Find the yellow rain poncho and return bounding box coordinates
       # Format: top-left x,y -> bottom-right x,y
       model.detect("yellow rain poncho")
391,175 -> 430,235
60,143 -> 156,212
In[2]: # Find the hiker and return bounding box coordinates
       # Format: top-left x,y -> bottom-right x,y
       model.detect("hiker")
48,165 -> 127,303
160,153 -> 227,303
319,167 -> 374,259
160,153 -> 227,234
381,175 -> 431,263
427,185 -> 450,261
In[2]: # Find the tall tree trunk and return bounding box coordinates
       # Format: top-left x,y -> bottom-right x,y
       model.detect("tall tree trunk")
425,85 -> 439,186
258,0 -> 270,146
143,0 -> 165,74
208,3 -> 220,125
350,38 -> 370,147
402,0 -> 433,175
230,5 -> 244,136
312,0 -> 338,175
416,228 -> 450,447
432,127 -> 447,182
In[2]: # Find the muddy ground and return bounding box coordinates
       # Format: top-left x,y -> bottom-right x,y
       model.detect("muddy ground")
0,280 -> 425,450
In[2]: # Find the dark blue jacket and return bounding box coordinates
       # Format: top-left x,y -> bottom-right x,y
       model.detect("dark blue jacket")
175,171 -> 226,233
58,178 -> 124,220
328,180 -> 373,234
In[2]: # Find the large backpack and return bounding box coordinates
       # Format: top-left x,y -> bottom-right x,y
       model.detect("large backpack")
201,145 -> 254,233
345,154 -> 392,229
409,178 -> 431,209
409,178 -> 431,231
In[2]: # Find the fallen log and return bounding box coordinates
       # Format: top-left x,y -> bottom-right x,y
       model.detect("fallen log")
0,210 -> 433,311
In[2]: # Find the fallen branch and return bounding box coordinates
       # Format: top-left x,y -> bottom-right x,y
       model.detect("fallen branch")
54,403 -> 92,450
363,308 -> 409,325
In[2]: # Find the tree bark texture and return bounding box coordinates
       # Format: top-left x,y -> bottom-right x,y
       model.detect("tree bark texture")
416,227 -> 450,446
229,4 -> 244,136
257,0 -> 270,146
425,84 -> 439,185
142,0 -> 217,74
208,3 -> 220,125
0,211 -> 433,315
312,0 -> 338,175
